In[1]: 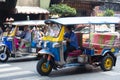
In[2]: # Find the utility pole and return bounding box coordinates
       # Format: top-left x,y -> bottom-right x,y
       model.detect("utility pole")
27,15 -> 30,21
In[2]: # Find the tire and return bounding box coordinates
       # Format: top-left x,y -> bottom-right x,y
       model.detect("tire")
37,58 -> 52,76
100,55 -> 114,71
0,51 -> 9,62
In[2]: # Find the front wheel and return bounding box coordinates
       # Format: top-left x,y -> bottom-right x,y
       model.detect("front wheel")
37,58 -> 52,76
0,51 -> 9,62
100,55 -> 114,71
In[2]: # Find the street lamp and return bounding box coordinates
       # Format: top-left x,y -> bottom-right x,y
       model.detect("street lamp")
27,15 -> 30,21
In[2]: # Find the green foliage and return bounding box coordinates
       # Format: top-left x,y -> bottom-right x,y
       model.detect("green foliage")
103,9 -> 114,16
48,4 -> 77,17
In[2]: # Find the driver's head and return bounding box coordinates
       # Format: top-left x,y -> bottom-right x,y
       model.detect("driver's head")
65,25 -> 72,33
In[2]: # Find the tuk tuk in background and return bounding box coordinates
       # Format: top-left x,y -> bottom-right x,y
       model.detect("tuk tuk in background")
0,20 -> 45,62
36,17 -> 120,76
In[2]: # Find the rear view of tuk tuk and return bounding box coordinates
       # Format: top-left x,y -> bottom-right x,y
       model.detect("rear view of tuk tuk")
36,17 -> 120,76
0,20 -> 45,62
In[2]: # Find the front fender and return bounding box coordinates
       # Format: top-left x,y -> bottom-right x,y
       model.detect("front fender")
102,49 -> 111,56
38,49 -> 54,57
0,43 -> 7,51
0,43 -> 6,47
102,48 -> 117,66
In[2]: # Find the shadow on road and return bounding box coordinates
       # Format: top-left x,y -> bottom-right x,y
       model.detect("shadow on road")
0,57 -> 39,63
49,65 -> 101,77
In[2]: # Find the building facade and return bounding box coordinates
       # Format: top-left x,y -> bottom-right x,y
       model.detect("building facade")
50,0 -> 120,16
17,0 -> 40,6
11,0 -> 49,21
0,0 -> 120,26
0,0 -> 17,26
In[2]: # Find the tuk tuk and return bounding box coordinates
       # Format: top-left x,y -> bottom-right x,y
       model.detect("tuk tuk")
36,17 -> 120,76
0,20 -> 45,62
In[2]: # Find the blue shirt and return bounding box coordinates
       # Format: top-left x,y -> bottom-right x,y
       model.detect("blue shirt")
64,31 -> 78,49
24,31 -> 31,42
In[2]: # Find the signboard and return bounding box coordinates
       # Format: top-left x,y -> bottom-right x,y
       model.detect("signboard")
0,0 -> 5,2
40,0 -> 50,9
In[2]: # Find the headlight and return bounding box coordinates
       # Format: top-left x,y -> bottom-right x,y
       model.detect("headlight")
44,41 -> 49,48
52,42 -> 60,48
0,46 -> 4,51
7,37 -> 13,41
37,40 -> 43,47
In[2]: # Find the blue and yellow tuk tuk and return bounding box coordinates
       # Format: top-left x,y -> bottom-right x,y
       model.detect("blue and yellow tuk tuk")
0,20 -> 45,62
36,17 -> 120,76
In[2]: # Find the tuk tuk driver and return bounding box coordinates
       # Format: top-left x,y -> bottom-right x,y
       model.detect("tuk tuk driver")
3,27 -> 11,36
64,25 -> 78,61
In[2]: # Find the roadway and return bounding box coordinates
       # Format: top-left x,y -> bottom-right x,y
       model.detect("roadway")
0,56 -> 120,80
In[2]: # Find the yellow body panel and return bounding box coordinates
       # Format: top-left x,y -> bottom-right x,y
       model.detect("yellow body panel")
42,26 -> 65,42
3,32 -> 8,36
8,26 -> 18,37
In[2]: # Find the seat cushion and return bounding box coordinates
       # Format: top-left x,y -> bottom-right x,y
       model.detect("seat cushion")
68,50 -> 82,57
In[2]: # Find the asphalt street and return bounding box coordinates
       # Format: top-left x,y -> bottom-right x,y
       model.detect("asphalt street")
0,55 -> 120,80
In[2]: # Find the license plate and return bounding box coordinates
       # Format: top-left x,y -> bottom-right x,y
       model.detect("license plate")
31,48 -> 36,53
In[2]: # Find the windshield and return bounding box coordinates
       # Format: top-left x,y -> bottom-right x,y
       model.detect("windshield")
45,24 -> 61,37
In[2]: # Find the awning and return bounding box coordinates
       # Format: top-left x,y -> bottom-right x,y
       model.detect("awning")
11,20 -> 45,26
15,6 -> 49,14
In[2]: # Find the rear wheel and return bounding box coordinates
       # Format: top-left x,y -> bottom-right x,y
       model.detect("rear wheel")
37,58 -> 52,76
100,55 -> 114,71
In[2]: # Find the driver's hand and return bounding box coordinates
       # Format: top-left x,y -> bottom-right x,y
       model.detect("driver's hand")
64,38 -> 70,42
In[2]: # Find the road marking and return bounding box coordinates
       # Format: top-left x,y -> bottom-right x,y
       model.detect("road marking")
0,71 -> 34,78
101,71 -> 120,76
0,67 -> 21,73
0,64 -> 11,68
13,76 -> 50,80
0,63 -> 39,79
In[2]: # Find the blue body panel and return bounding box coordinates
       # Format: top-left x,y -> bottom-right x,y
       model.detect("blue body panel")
84,48 -> 94,56
31,41 -> 37,48
49,42 -> 60,61
83,47 -> 119,56
2,36 -> 37,52
41,41 -> 60,61
2,37 -> 12,51
102,48 -> 119,55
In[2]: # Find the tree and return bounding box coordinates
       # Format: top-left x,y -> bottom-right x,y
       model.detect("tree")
48,4 -> 77,17
103,9 -> 114,16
